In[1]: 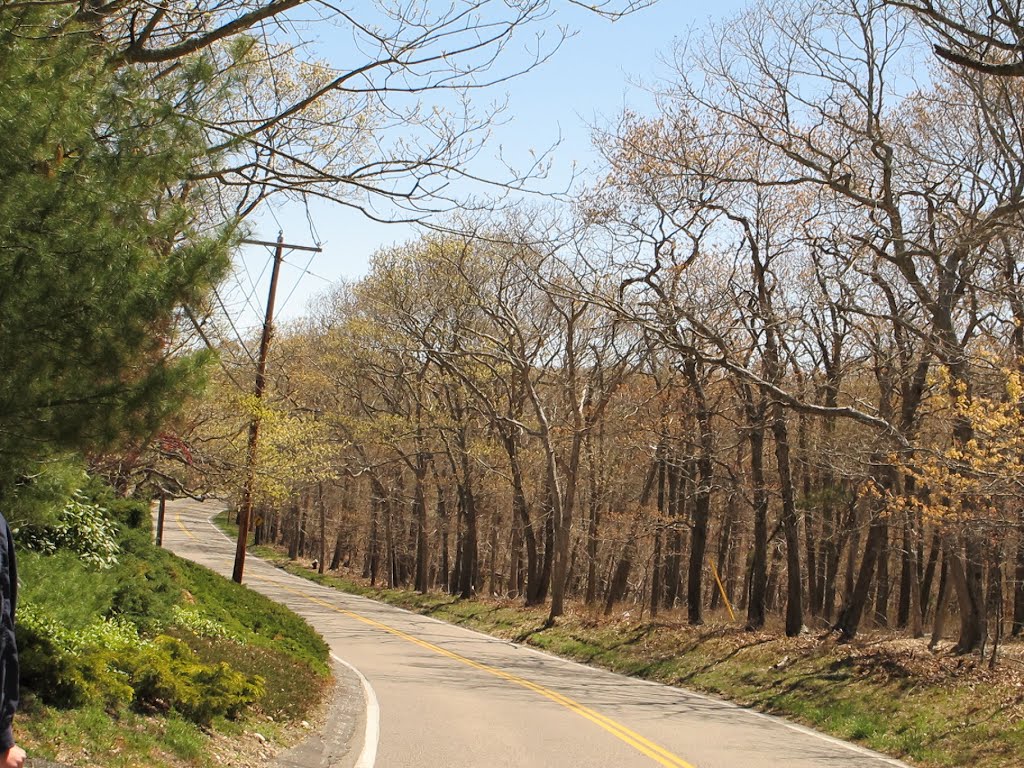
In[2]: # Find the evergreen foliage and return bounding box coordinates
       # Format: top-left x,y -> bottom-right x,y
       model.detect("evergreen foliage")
0,10 -> 233,489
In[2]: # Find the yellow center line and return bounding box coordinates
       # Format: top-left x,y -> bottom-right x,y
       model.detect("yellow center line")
174,509 -> 196,539
250,573 -> 697,768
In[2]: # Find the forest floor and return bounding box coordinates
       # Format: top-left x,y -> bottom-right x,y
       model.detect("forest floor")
224,529 -> 1024,766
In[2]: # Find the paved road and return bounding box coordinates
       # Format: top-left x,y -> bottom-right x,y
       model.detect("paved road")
162,499 -> 910,768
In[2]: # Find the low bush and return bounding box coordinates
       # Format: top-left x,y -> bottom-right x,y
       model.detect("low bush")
14,474 -> 324,731
17,606 -> 134,710
127,636 -> 264,724
18,602 -> 265,724
106,552 -> 178,632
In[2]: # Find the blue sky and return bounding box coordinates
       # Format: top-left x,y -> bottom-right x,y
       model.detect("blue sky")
229,1 -> 747,329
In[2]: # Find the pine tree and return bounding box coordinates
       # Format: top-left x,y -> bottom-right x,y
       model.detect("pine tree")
0,11 -> 232,487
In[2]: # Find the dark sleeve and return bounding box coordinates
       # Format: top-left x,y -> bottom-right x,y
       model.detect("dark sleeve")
0,517 -> 18,751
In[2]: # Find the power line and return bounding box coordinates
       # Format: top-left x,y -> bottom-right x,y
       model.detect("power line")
213,287 -> 258,365
279,249 -> 321,315
232,232 -> 321,585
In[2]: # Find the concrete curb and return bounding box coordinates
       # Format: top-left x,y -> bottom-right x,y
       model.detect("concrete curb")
274,659 -> 365,768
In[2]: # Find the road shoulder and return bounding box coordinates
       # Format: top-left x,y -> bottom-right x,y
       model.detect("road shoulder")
274,658 -> 366,768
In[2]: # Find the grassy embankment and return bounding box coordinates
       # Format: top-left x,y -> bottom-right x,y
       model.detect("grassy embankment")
16,495 -> 330,768
217,511 -> 1024,768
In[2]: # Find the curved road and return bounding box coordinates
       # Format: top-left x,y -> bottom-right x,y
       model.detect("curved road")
162,499 -> 909,768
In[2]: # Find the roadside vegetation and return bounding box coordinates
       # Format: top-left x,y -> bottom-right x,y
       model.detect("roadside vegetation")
14,471 -> 330,768
223,510 -> 1024,768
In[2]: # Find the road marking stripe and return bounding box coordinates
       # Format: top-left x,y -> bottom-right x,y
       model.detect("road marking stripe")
174,509 -> 196,539
169,504 -> 910,768
176,508 -> 692,766
331,653 -> 379,768
252,574 -> 696,768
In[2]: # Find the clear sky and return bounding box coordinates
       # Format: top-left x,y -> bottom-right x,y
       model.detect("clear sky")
227,1 -> 748,330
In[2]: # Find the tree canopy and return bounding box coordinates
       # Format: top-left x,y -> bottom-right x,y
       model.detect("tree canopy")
0,10 -> 232,488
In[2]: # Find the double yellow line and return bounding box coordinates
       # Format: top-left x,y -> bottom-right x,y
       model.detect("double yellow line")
258,576 -> 697,768
171,508 -> 695,767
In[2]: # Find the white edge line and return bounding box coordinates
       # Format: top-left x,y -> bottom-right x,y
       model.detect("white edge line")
183,501 -> 904,768
174,504 -> 380,767
331,653 -> 380,768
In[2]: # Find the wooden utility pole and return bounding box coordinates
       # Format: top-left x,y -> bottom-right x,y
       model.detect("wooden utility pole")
155,492 -> 166,547
232,232 -> 321,584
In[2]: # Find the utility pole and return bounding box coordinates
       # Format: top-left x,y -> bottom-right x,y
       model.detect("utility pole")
232,232 -> 321,584
155,492 -> 166,547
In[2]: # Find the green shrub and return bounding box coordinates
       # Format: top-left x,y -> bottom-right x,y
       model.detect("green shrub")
171,605 -> 233,640
17,605 -> 136,709
106,554 -> 177,631
17,551 -> 118,629
125,636 -> 264,724
103,496 -> 149,531
173,558 -> 329,675
14,472 -> 325,733
178,629 -> 327,719
18,604 -> 263,724
20,493 -> 120,569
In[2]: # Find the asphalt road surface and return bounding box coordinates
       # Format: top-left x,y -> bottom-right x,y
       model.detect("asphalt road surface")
162,498 -> 910,768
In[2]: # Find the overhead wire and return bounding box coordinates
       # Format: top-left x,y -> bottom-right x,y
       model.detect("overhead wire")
213,287 -> 258,365
231,248 -> 272,321
279,195 -> 327,315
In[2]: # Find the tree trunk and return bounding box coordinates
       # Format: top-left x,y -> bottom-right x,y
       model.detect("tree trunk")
950,533 -> 987,654
921,528 -> 942,619
649,528 -> 662,619
604,518 -> 640,616
1013,509 -> 1024,635
450,489 -> 463,595
897,509 -> 913,628
929,553 -> 949,650
824,489 -> 855,622
873,519 -> 891,627
685,358 -> 714,626
487,503 -> 498,595
662,456 -> 684,609
435,482 -> 450,590
586,488 -> 601,606
833,461 -> 892,640
649,451 -> 667,616
819,493 -> 834,619
456,477 -> 477,599
745,396 -> 769,630
505,434 -> 540,604
711,496 -> 735,611
834,511 -> 886,641
317,481 -> 327,575
986,544 -> 1003,664
288,498 -> 302,560
536,497 -> 554,604
543,310 -> 588,627
330,521 -> 345,571
509,506 -> 523,600
365,487 -> 380,584
383,486 -> 396,589
904,507 -> 924,638
771,402 -> 804,637
413,456 -> 429,593
843,496 -> 861,608
798,414 -> 820,616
